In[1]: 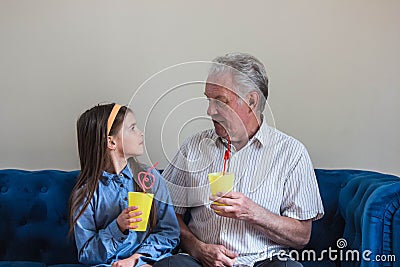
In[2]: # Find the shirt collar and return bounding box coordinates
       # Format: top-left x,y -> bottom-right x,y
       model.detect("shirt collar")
250,118 -> 269,147
100,164 -> 133,185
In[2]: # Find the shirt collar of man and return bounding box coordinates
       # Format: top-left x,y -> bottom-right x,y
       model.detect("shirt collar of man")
214,116 -> 269,152
251,117 -> 269,147
100,164 -> 133,185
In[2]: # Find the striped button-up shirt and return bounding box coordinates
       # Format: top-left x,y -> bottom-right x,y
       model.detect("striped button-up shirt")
163,121 -> 324,266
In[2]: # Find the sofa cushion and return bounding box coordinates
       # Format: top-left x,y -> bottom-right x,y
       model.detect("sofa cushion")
0,169 -> 80,264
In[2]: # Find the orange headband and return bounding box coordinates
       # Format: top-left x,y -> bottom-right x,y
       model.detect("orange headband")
107,104 -> 122,135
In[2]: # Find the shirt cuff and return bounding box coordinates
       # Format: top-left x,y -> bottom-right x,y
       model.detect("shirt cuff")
136,255 -> 156,266
282,210 -> 324,221
108,219 -> 128,242
135,245 -> 158,258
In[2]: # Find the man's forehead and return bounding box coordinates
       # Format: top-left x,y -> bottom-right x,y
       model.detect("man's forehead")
206,73 -> 234,86
204,83 -> 236,98
205,74 -> 236,95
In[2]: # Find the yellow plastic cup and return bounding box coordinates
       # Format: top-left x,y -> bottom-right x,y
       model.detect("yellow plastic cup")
128,192 -> 154,231
208,172 -> 234,205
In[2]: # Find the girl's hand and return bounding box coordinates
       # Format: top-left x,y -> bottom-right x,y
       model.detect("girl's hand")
116,206 -> 142,232
111,253 -> 145,267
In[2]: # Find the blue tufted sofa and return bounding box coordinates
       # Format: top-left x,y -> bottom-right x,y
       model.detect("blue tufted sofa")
0,169 -> 399,267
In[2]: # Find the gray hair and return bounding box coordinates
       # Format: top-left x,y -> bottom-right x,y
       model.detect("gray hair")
209,52 -> 269,112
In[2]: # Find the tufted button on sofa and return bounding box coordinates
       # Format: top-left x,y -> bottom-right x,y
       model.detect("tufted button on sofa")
0,169 -> 399,267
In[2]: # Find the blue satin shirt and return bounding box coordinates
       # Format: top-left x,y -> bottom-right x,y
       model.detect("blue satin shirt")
73,165 -> 180,266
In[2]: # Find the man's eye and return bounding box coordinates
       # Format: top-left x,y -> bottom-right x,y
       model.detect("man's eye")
216,101 -> 229,109
207,98 -> 228,106
216,101 -> 226,106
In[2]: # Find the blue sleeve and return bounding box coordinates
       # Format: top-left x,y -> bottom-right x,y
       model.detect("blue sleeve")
73,199 -> 136,265
135,169 -> 180,261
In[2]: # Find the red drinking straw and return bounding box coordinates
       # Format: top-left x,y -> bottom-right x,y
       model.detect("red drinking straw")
222,136 -> 231,175
137,162 -> 159,193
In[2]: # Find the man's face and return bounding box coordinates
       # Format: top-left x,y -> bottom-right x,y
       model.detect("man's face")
204,74 -> 250,142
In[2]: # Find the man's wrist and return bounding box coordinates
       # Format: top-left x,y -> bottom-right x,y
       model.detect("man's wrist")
246,203 -> 266,225
186,238 -> 205,259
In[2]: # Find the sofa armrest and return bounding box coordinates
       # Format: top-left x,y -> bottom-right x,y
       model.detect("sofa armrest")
339,171 -> 400,267
361,182 -> 400,266
393,209 -> 400,265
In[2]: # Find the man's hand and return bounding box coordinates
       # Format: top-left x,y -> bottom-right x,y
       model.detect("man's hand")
116,206 -> 142,232
176,213 -> 238,267
194,243 -> 238,267
210,192 -> 312,249
111,253 -> 144,267
209,192 -> 257,221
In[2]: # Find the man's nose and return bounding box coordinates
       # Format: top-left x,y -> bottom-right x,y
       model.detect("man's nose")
207,100 -> 218,116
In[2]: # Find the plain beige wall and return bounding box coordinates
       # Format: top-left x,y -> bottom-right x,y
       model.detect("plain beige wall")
0,0 -> 399,176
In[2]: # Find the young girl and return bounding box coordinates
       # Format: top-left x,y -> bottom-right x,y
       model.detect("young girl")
69,103 -> 180,267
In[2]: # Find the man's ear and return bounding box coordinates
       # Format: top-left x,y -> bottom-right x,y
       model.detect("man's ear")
247,92 -> 259,112
107,136 -> 117,150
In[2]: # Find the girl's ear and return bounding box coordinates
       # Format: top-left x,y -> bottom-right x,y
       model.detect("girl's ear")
107,136 -> 116,150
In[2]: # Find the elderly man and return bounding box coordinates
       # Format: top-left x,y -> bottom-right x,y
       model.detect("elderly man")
154,52 -> 324,267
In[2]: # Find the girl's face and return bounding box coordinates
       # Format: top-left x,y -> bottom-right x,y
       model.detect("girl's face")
114,111 -> 144,158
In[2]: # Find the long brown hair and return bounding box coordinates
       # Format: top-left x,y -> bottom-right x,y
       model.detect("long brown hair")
68,103 -> 157,235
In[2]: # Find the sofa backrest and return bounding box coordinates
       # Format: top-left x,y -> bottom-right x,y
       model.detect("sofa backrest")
0,169 -> 80,264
